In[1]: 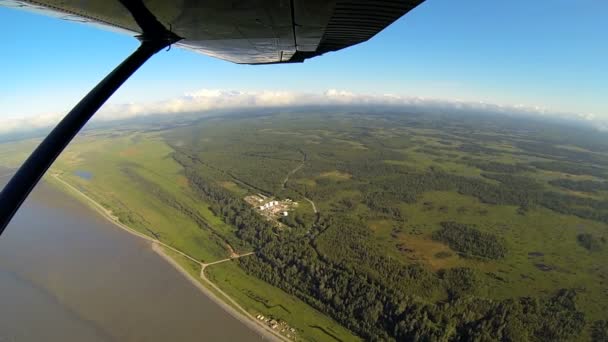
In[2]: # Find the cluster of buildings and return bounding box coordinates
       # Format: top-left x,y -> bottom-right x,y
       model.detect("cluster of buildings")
255,314 -> 297,339
244,194 -> 297,222
259,200 -> 279,210
258,199 -> 289,216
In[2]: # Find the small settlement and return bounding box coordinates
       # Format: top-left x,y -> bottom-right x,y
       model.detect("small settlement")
255,314 -> 297,340
244,194 -> 297,224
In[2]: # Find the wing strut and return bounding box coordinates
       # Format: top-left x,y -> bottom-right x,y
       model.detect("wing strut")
0,4 -> 180,235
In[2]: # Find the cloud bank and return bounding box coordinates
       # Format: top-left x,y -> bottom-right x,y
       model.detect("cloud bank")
0,89 -> 604,135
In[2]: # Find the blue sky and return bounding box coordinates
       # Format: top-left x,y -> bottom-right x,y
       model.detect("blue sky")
1,0 -> 607,125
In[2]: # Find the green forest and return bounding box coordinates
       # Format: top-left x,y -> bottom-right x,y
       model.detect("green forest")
156,110 -> 608,341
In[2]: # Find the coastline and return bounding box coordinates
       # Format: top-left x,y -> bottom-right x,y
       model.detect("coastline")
47,174 -> 285,342
152,243 -> 283,341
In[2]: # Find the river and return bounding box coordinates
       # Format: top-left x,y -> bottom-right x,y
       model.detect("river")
0,179 -> 263,341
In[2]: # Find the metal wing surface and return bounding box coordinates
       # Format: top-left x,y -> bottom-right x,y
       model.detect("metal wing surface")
1,0 -> 424,64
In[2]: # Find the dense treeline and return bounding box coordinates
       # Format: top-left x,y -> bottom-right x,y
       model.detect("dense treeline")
531,161 -> 606,178
344,165 -> 608,225
577,233 -> 605,252
432,221 -> 507,259
439,267 -> 481,300
464,158 -> 532,173
458,143 -> 500,155
363,191 -> 405,220
172,152 -> 277,246
240,237 -> 584,341
549,178 -> 608,193
313,214 -> 441,298
278,210 -> 314,230
478,172 -> 608,224
515,141 -> 608,166
346,163 -> 545,212
360,170 -> 540,213
539,191 -> 608,224
591,320 -> 608,341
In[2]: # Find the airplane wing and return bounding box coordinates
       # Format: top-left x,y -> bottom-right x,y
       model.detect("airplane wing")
1,0 -> 424,64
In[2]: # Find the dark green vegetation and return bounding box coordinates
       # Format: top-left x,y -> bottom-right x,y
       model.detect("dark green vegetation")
432,221 -> 507,259
577,233 -> 605,252
591,320 -> 608,341
549,178 -> 608,193
160,110 -> 608,341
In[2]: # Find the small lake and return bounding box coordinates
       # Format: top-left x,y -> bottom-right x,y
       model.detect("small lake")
74,170 -> 93,180
0,179 -> 263,341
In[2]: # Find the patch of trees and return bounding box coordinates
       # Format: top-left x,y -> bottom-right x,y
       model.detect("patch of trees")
454,289 -> 585,342
477,172 -> 608,224
454,173 -> 539,208
304,177 -> 355,203
516,141 -> 608,166
549,178 -> 608,193
435,251 -> 452,259
482,172 -> 544,190
173,151 -> 278,247
181,143 -> 302,195
577,233 -> 605,252
114,209 -> 142,227
342,158 -> 407,180
415,146 -> 444,157
591,320 -> 608,341
361,172 -> 453,207
466,159 -> 533,173
432,221 -> 507,259
241,238 -> 584,341
357,169 -> 608,225
439,267 -> 480,300
313,214 -> 439,298
458,143 -> 501,155
531,161 -> 606,178
329,196 -> 359,212
366,171 -> 540,209
362,192 -> 405,220
539,191 -> 608,224
278,210 -> 314,230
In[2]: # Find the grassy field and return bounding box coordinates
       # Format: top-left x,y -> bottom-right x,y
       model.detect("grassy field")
49,131 -> 230,262
0,137 -> 40,168
383,191 -> 608,318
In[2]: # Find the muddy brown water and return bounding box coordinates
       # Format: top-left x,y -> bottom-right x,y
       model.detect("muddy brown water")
0,180 -> 262,342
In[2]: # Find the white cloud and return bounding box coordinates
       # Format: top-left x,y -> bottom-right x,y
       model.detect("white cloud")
0,112 -> 64,135
0,89 -> 604,135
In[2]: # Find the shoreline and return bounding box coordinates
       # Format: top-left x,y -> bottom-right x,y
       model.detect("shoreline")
152,244 -> 283,341
48,174 -> 284,342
